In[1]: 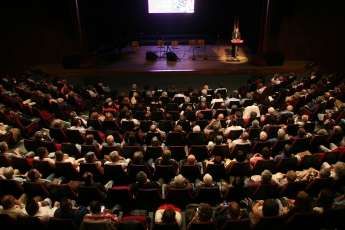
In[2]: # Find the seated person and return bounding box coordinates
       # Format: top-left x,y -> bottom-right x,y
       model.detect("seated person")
250,198 -> 287,225
25,198 -> 58,222
82,200 -> 118,224
55,150 -> 81,171
187,203 -> 214,228
130,171 -> 161,197
79,152 -> 104,175
155,206 -> 182,226
196,173 -> 217,189
167,174 -> 193,190
34,147 -> 55,167
0,195 -> 26,219
154,149 -> 179,173
104,150 -> 130,171
54,198 -> 88,226
102,135 -> 118,148
250,147 -> 272,168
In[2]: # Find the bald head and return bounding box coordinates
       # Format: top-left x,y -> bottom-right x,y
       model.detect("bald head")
203,173 -> 213,186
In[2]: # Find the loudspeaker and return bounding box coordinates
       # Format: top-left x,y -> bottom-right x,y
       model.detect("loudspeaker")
166,51 -> 178,62
146,51 -> 158,61
264,52 -> 285,66
62,55 -> 81,69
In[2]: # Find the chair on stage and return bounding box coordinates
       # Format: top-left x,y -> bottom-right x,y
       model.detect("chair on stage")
171,40 -> 179,49
157,40 -> 165,57
131,41 -> 140,52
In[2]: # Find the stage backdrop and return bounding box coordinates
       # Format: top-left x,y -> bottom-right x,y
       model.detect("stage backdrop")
78,0 -> 263,52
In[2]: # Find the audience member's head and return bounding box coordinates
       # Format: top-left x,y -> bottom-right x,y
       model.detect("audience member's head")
3,166 -> 14,179
25,199 -> 39,216
172,174 -> 188,188
27,169 -> 42,182
197,203 -> 213,223
136,171 -> 148,185
36,147 -> 49,159
161,208 -> 177,224
109,151 -> 121,162
106,135 -> 115,145
1,195 -> 17,210
186,154 -> 197,165
334,161 -> 345,181
83,172 -> 94,186
228,201 -> 241,220
0,141 -> 9,153
317,189 -> 334,210
261,170 -> 272,184
259,131 -> 268,141
85,152 -> 97,163
202,173 -> 213,186
262,199 -> 279,217
132,151 -> 144,163
85,134 -> 95,145
319,167 -> 331,179
294,191 -> 312,213
55,150 -> 64,162
286,170 -> 297,183
192,125 -> 201,133
261,147 -> 271,160
89,200 -> 102,214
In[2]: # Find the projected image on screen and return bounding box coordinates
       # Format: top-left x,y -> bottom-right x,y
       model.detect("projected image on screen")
148,0 -> 195,14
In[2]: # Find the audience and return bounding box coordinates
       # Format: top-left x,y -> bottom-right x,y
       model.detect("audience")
0,71 -> 344,229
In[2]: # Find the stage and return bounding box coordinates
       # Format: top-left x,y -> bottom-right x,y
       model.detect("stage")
36,44 -> 307,76
34,44 -> 308,91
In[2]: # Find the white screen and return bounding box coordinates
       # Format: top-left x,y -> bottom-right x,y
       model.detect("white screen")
148,0 -> 195,14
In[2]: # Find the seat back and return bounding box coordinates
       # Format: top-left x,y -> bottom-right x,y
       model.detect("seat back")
276,157 -> 298,173
33,160 -> 54,178
17,216 -> 46,230
103,164 -> 129,185
166,132 -> 185,146
221,218 -> 250,230
212,145 -> 229,158
65,129 -> 85,144
169,146 -> 186,161
0,154 -> 11,167
196,186 -> 221,205
55,162 -> 78,180
154,165 -> 177,183
135,188 -> 162,211
61,143 -> 80,157
165,187 -> 194,209
79,163 -> 103,181
107,186 -> 132,209
48,218 -> 77,230
128,164 -> 152,182
252,160 -> 275,175
145,146 -> 163,161
77,186 -> 105,206
153,223 -> 180,230
280,181 -> 307,199
227,162 -> 251,177
190,145 -> 209,161
286,212 -> 321,229
0,179 -> 24,198
23,181 -> 50,198
253,215 -> 286,230
180,165 -> 201,182
206,164 -> 225,181
11,157 -> 31,174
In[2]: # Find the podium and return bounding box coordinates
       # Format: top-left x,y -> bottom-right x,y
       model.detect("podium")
230,39 -> 244,60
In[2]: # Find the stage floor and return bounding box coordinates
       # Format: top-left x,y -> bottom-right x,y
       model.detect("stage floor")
36,45 -> 308,78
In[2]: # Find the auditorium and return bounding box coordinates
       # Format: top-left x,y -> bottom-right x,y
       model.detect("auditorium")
0,1 -> 344,229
